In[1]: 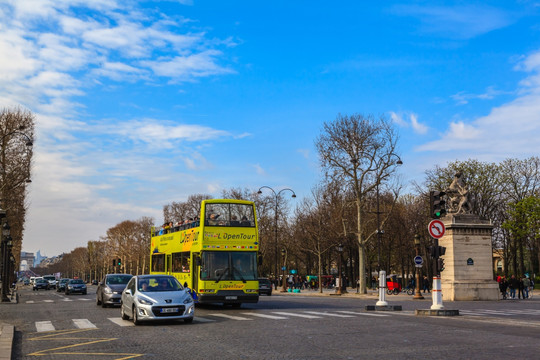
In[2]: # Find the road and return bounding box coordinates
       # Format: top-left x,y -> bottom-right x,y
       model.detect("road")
1,285 -> 540,359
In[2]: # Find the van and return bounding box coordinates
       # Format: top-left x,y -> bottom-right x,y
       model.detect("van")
30,276 -> 36,284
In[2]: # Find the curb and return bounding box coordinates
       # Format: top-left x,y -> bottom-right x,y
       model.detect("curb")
0,324 -> 14,360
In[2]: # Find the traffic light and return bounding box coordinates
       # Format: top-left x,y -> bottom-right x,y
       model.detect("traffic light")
428,246 -> 446,259
112,259 -> 116,267
437,258 -> 445,272
438,246 -> 446,256
430,190 -> 446,219
117,258 -> 121,266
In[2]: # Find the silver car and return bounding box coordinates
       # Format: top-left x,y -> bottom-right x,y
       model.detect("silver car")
96,274 -> 133,307
121,275 -> 194,325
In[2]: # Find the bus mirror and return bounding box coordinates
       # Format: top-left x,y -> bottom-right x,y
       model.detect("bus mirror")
195,256 -> 201,266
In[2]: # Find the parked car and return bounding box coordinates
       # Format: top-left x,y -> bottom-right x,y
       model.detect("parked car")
258,278 -> 272,296
96,274 -> 133,307
65,279 -> 87,295
33,278 -> 49,291
43,275 -> 57,289
120,275 -> 194,325
91,279 -> 98,285
23,279 -> 30,285
56,278 -> 70,292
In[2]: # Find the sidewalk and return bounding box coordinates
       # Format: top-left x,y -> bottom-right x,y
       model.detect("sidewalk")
274,286 -> 433,300
0,289 -> 18,360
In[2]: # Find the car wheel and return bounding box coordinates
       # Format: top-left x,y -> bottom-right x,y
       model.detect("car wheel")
184,317 -> 194,324
268,292 -> 272,296
96,295 -> 102,306
133,306 -> 141,325
231,303 -> 241,308
101,297 -> 107,308
83,291 -> 87,295
121,305 -> 129,320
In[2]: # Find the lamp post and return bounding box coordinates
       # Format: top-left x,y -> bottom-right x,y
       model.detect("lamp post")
257,186 -> 296,287
1,215 -> 11,302
335,243 -> 343,295
281,248 -> 287,292
413,235 -> 425,300
374,156 -> 402,306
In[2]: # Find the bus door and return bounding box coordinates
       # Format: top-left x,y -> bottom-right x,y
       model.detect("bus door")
192,252 -> 199,297
167,254 -> 172,275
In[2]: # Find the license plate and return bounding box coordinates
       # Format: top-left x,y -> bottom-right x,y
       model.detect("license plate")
161,308 -> 178,313
225,296 -> 237,300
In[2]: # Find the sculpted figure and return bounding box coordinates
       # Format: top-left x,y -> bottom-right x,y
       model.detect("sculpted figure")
445,172 -> 472,214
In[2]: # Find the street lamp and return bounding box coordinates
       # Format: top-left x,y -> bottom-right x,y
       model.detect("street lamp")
1,217 -> 11,302
374,156 -> 402,306
413,235 -> 425,300
257,186 -> 296,287
281,248 -> 287,292
335,243 -> 343,295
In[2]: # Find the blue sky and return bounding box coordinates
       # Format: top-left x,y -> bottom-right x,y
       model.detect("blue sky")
1,1 -> 539,256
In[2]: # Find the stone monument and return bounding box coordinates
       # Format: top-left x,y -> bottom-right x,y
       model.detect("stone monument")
439,172 -> 499,301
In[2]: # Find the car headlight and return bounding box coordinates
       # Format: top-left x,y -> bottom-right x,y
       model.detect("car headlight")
103,287 -> 112,294
183,297 -> 193,304
138,297 -> 154,305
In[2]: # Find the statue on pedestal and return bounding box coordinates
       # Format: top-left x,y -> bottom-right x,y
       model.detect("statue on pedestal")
445,172 -> 472,214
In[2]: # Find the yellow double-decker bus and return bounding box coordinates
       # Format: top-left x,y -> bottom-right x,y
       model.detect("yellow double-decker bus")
150,199 -> 259,306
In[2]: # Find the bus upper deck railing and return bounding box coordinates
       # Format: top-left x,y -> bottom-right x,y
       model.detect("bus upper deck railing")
151,220 -> 255,237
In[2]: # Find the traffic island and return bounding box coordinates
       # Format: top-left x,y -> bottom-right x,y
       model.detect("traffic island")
365,305 -> 402,311
415,309 -> 459,316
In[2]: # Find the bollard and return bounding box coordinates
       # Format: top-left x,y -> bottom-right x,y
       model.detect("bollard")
376,270 -> 388,306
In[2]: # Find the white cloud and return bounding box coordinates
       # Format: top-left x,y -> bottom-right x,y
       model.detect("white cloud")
391,111 -> 428,135
410,114 -> 428,135
451,86 -> 507,105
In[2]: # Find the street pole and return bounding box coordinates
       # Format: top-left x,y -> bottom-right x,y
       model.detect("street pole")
335,244 -> 343,295
1,217 -> 11,302
375,181 -> 388,306
431,237 -> 444,310
413,235 -> 424,300
281,248 -> 287,292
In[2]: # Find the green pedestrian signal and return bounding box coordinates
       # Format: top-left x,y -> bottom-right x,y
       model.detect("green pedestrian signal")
430,190 -> 446,219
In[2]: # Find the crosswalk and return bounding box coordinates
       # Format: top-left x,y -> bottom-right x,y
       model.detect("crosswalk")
31,310 -> 400,332
25,297 -> 93,304
28,308 -> 540,332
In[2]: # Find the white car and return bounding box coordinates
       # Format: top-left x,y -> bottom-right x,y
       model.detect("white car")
43,275 -> 57,289
121,275 -> 194,325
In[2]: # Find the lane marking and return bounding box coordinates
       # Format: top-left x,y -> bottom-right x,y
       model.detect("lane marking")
304,311 -> 355,318
73,319 -> 97,329
26,300 -> 35,304
336,310 -> 390,317
194,317 -> 216,323
43,300 -> 54,303
207,313 -> 253,321
241,312 -> 288,320
272,312 -> 321,319
108,317 -> 135,327
35,321 -> 55,332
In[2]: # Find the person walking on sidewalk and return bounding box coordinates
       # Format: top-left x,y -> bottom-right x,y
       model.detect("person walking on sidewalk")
508,275 -> 519,299
422,275 -> 430,294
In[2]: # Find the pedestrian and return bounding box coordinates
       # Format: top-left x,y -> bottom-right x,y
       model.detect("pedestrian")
518,276 -> 525,299
508,275 -> 519,299
523,276 -> 531,299
499,276 -> 508,300
422,275 -> 430,294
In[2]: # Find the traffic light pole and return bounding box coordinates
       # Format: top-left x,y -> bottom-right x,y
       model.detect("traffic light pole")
431,237 -> 444,310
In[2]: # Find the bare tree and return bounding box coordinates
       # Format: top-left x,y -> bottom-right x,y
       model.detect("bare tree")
315,113 -> 401,293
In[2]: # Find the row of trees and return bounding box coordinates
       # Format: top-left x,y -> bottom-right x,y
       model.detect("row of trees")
31,114 -> 539,292
0,107 -> 34,286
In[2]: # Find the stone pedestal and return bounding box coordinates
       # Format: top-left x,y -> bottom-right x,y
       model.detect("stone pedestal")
440,214 -> 499,301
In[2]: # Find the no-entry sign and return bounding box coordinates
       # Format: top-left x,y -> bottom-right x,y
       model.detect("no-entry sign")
428,219 -> 446,239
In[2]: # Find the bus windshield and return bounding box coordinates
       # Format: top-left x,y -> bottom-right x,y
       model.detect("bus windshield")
200,251 -> 257,282
205,202 -> 255,227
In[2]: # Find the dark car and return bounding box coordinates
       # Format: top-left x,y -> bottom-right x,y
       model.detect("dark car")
65,279 -> 87,295
56,278 -> 70,292
96,274 -> 133,307
258,278 -> 272,296
33,278 -> 49,291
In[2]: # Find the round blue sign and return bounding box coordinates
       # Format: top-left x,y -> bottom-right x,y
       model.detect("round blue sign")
414,256 -> 423,265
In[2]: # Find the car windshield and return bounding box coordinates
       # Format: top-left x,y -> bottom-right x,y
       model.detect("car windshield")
70,279 -> 84,284
36,279 -> 47,283
106,275 -> 132,285
139,277 -> 182,292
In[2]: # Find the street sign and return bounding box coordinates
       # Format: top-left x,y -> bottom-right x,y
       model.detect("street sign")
428,219 -> 446,239
414,255 -> 423,267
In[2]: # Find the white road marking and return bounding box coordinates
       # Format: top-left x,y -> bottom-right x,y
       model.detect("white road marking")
304,311 -> 355,318
336,310 -> 390,317
194,317 -> 216,323
208,313 -> 253,321
73,319 -> 97,329
108,317 -> 135,327
35,321 -> 55,332
26,301 -> 35,304
272,312 -> 321,319
241,312 -> 288,320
